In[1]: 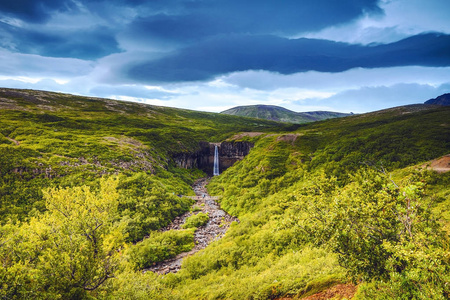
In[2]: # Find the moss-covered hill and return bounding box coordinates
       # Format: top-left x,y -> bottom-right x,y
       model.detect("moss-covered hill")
221,104 -> 351,123
0,88 -> 449,299
172,103 -> 450,299
0,88 -> 283,161
0,88 -> 285,222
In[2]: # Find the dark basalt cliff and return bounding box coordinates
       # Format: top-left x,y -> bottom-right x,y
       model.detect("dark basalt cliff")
173,141 -> 254,175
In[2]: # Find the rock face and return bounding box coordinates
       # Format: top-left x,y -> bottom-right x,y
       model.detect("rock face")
218,141 -> 254,171
173,141 -> 211,170
173,141 -> 253,175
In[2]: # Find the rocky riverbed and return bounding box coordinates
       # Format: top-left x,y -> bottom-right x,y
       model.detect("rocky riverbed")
146,178 -> 239,274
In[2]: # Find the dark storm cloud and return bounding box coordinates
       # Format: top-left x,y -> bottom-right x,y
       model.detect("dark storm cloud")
125,0 -> 382,44
125,14 -> 226,45
0,0 -> 78,23
0,0 -> 382,60
127,33 -> 450,83
0,0 -> 149,23
0,22 -> 121,60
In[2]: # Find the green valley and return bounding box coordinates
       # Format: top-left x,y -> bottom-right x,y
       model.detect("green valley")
0,88 -> 449,299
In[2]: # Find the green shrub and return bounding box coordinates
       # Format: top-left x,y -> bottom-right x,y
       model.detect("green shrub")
118,172 -> 195,242
190,205 -> 202,212
181,212 -> 209,229
127,229 -> 195,270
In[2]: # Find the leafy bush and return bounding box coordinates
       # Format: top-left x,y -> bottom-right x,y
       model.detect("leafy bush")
190,205 -> 202,212
0,177 -> 126,299
118,172 -> 194,242
181,212 -> 209,229
127,229 -> 195,270
293,168 -> 450,298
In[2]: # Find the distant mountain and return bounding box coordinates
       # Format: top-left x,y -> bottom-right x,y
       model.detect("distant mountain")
425,93 -> 450,105
221,105 -> 351,123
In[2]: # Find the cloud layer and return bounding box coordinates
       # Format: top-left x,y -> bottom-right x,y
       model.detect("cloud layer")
127,33 -> 450,83
0,0 -> 449,113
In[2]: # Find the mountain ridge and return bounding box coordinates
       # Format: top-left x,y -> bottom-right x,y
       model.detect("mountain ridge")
425,93 -> 450,105
221,104 -> 351,123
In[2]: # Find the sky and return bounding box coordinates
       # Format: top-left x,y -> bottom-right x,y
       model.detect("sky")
0,0 -> 449,113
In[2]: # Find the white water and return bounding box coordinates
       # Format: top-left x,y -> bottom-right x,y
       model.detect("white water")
213,145 -> 220,176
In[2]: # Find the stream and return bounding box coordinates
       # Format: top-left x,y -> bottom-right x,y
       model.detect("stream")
146,178 -> 239,274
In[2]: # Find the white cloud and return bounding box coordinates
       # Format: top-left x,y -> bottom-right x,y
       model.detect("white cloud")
0,49 -> 94,78
1,65 -> 448,114
0,44 -> 448,114
221,67 -> 450,92
302,83 -> 450,113
157,67 -> 450,113
301,0 -> 450,44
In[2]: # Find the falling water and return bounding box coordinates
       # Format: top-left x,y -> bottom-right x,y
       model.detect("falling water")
213,145 -> 220,176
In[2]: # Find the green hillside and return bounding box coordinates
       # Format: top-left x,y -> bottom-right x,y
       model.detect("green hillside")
173,104 -> 450,299
0,88 -> 449,299
221,104 -> 351,123
0,88 -> 285,225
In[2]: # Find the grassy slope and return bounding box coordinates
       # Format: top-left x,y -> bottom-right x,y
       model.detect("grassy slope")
0,88 -> 285,224
1,88 -> 449,299
162,104 -> 450,299
221,104 -> 350,123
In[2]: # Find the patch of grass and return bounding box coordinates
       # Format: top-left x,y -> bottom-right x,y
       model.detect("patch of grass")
182,212 -> 209,229
127,229 -> 196,270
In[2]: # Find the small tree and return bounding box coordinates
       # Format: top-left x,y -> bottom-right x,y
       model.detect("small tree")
293,168 -> 449,297
0,177 -> 126,299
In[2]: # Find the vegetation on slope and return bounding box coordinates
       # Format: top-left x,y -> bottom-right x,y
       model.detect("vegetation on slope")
0,88 -> 284,224
181,212 -> 209,229
221,104 -> 350,123
128,229 -> 196,270
0,88 -> 449,299
0,88 -> 285,298
170,105 -> 450,299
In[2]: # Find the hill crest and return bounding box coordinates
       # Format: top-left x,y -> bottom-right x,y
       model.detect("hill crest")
221,104 -> 351,123
425,93 -> 450,105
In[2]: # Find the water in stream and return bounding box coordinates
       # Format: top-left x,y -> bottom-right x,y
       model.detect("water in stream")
213,145 -> 220,176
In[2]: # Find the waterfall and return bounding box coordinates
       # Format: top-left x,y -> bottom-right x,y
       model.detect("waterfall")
213,145 -> 220,176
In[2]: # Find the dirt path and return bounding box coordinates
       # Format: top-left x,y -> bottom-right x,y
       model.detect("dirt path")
275,283 -> 357,300
300,284 -> 357,300
146,178 -> 238,274
423,154 -> 450,173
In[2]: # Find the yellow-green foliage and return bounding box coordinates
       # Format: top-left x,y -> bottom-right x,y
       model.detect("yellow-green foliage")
117,172 -> 195,242
0,89 -> 284,223
430,172 -> 450,233
100,268 -> 178,300
0,177 -> 126,299
174,247 -> 344,299
291,169 -> 450,298
181,212 -> 209,229
1,90 -> 449,299
201,120 -> 450,299
127,229 -> 195,270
